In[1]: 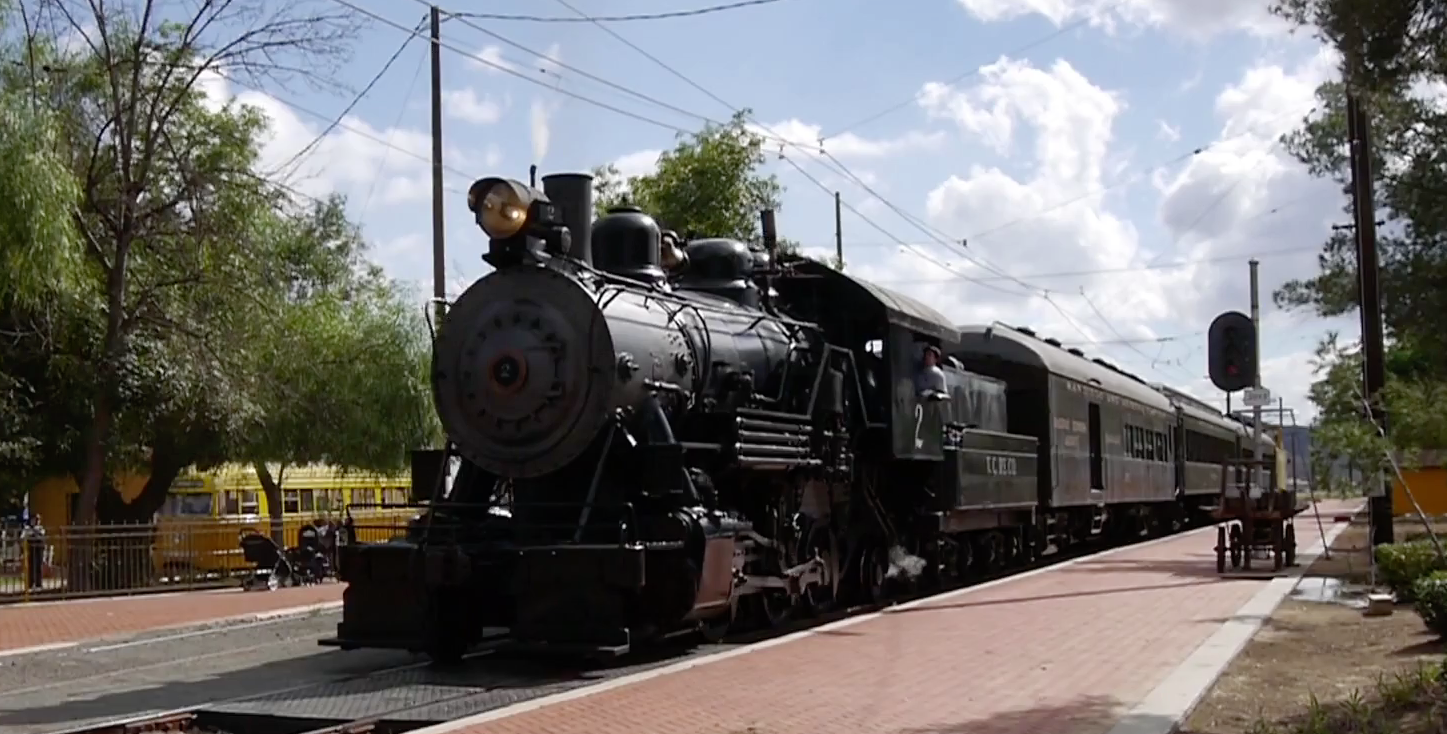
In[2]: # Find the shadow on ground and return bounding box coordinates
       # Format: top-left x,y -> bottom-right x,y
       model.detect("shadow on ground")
0,639 -> 704,733
892,692 -> 1168,734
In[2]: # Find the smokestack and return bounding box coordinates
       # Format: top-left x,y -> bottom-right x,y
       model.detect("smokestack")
541,172 -> 594,265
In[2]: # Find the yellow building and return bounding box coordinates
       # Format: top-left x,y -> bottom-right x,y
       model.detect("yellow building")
1392,450 -> 1447,517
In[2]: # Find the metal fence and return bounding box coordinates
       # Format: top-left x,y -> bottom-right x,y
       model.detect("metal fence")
0,514 -> 412,603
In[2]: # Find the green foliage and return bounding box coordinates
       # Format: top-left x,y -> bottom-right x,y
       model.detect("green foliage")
1248,662 -> 1446,734
0,92 -> 82,307
1272,0 -> 1447,92
1375,541 -> 1447,601
1411,570 -> 1447,636
1275,5 -> 1447,463
0,3 -> 441,528
591,110 -> 785,244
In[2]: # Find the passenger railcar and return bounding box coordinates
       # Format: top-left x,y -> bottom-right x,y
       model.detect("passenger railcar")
323,170 -> 1263,663
952,325 -> 1183,548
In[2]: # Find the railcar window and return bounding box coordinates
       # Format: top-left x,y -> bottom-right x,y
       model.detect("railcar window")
283,489 -> 301,514
353,488 -> 378,507
163,494 -> 214,516
315,488 -> 345,513
223,490 -> 260,515
300,490 -> 315,512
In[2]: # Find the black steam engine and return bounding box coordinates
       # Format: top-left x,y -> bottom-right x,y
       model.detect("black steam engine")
321,171 -> 1276,663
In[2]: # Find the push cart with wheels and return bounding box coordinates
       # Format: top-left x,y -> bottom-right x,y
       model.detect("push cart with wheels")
1211,457 -> 1304,574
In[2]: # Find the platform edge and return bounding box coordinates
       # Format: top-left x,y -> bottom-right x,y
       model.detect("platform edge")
1104,504 -> 1361,734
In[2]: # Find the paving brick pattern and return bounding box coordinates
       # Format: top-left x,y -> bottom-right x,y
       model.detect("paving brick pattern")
0,583 -> 343,652
444,500 -> 1362,734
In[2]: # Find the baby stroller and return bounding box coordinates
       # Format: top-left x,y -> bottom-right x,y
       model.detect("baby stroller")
239,531 -> 297,591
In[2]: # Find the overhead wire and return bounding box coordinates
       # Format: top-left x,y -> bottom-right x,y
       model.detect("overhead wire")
520,0 -> 1293,379
451,0 -> 787,23
530,0 -> 1320,309
874,200 -> 1323,285
325,0 -> 702,135
342,0 -> 1321,382
407,0 -> 819,148
533,0 -> 1048,297
357,40 -> 431,224
277,14 -> 430,177
821,4 -> 1125,140
218,70 -> 472,195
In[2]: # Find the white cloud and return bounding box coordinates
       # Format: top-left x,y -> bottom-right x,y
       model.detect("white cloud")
758,119 -> 945,160
470,45 -> 512,73
195,68 -> 479,207
830,44 -> 1354,419
442,88 -> 506,125
613,149 -> 662,179
1156,120 -> 1181,142
951,0 -> 1290,39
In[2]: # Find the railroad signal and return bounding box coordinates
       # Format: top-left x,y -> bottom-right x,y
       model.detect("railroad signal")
1208,310 -> 1256,392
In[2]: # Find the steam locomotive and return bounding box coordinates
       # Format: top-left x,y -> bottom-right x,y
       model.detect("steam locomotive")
321,171 -> 1277,662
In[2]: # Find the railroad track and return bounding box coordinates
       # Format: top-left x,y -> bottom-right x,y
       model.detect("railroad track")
55,707 -> 435,734
50,518 -> 1224,734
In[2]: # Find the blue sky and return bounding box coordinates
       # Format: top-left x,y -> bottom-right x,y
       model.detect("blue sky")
192,0 -> 1364,422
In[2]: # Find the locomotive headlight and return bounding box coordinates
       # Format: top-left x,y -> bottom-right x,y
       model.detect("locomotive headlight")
467,177 -> 539,239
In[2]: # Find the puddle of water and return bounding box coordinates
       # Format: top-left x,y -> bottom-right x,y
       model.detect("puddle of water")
1292,576 -> 1346,603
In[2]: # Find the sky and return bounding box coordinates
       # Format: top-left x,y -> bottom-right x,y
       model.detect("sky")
156,0 -> 1365,424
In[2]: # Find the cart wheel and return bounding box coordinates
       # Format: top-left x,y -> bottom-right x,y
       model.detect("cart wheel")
1284,524 -> 1297,568
1215,526 -> 1227,574
1228,524 -> 1243,569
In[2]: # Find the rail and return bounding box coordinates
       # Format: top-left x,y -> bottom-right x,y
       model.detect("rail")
53,708 -> 437,734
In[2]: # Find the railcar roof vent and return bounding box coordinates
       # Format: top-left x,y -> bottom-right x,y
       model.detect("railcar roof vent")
1067,348 -> 1085,357
1091,358 -> 1111,368
1044,337 -> 1062,347
1015,326 -> 1036,337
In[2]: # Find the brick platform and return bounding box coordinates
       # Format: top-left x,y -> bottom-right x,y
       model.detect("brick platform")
0,582 -> 343,653
423,500 -> 1362,734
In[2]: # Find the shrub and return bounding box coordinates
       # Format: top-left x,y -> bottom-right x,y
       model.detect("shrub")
1412,571 -> 1447,637
1375,541 -> 1447,601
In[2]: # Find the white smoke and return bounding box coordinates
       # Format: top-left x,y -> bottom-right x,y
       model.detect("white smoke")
885,544 -> 927,580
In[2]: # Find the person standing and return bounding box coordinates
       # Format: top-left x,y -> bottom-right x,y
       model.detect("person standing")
21,515 -> 46,591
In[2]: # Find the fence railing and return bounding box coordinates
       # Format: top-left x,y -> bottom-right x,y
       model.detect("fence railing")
0,512 -> 413,603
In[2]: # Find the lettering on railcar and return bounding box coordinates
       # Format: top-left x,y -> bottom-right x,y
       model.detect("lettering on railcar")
985,455 -> 1019,476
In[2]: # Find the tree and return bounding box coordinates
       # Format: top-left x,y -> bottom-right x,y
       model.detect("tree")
1272,0 -> 1447,92
9,0 -> 359,525
232,197 -> 438,541
591,110 -> 798,253
1274,0 -> 1447,472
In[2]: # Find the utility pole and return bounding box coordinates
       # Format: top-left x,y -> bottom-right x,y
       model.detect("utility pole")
429,5 -> 447,331
1249,259 -> 1263,493
1346,50 -> 1393,544
833,191 -> 843,270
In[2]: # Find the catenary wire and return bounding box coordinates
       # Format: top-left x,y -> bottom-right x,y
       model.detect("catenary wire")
358,42 -> 431,224
452,0 -> 788,23
324,0 -> 703,134
277,14 -> 429,176
534,0 -> 1050,294
217,71 -> 472,195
